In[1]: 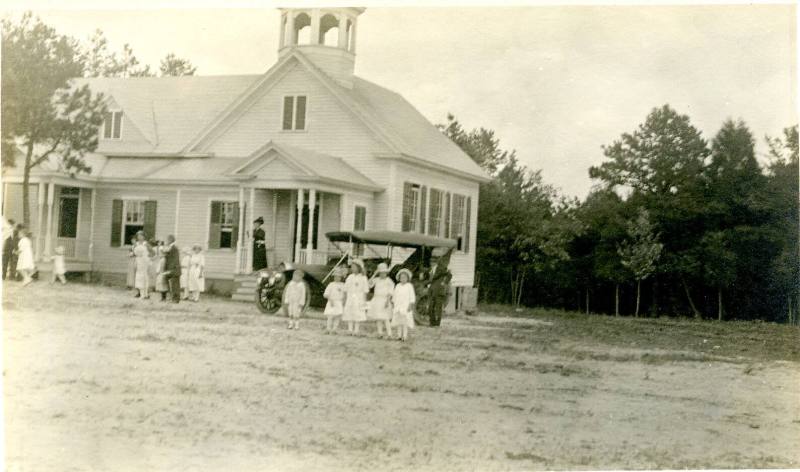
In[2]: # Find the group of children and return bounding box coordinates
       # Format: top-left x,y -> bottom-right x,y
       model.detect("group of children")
127,231 -> 206,302
282,259 -> 417,341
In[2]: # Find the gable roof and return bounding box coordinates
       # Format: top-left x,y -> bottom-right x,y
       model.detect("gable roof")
76,50 -> 488,181
228,141 -> 381,192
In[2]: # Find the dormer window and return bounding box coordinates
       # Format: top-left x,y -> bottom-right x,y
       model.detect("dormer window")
103,110 -> 123,139
282,96 -> 307,131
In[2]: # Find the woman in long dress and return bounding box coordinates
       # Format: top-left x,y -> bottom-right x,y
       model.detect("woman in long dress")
133,231 -> 151,299
187,244 -> 205,302
16,231 -> 35,286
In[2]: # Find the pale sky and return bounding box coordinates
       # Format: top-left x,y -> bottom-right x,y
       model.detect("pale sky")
2,2 -> 796,198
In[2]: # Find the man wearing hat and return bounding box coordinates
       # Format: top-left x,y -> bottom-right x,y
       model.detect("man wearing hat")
252,217 -> 267,271
426,253 -> 453,327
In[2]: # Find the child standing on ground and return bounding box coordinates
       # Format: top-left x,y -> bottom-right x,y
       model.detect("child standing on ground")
391,268 -> 416,342
342,259 -> 368,336
154,243 -> 169,301
284,269 -> 307,330
323,268 -> 346,334
50,246 -> 67,285
188,244 -> 205,302
368,262 -> 394,339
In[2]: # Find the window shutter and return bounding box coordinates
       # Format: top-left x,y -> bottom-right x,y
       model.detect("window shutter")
110,199 -> 123,247
231,202 -> 240,249
443,192 -> 451,238
401,183 -> 413,232
209,201 -> 222,249
295,96 -> 307,130
143,200 -> 157,240
113,112 -> 123,138
419,186 -> 427,234
103,112 -> 113,139
465,196 -> 472,253
282,96 -> 294,130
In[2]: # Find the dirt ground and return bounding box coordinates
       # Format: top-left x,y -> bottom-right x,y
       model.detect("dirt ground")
3,281 -> 799,471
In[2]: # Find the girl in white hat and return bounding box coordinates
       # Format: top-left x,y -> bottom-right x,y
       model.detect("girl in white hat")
391,268 -> 416,341
368,262 -> 394,339
323,267 -> 346,334
342,259 -> 368,335
187,244 -> 205,302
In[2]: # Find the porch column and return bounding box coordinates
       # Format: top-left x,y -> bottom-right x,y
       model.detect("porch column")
271,191 -> 278,256
235,187 -> 245,273
306,189 -> 316,260
88,188 -> 96,263
35,182 -> 45,261
294,188 -> 304,263
44,182 -> 55,256
248,187 -> 255,273
338,14 -> 348,49
310,9 -> 321,45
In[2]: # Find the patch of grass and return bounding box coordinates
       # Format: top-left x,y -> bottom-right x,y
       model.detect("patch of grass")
505,451 -> 548,462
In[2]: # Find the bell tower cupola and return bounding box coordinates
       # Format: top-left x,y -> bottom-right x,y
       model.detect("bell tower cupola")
278,7 -> 365,88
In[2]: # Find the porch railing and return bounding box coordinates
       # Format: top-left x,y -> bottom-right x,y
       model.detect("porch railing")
298,248 -> 337,265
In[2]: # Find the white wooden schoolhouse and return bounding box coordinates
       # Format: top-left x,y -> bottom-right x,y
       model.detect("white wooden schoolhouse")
1,7 -> 489,304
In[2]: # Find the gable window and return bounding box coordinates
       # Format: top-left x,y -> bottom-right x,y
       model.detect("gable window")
110,199 -> 157,247
353,205 -> 367,231
450,193 -> 472,253
282,95 -> 307,131
209,201 -> 240,250
427,188 -> 444,237
103,111 -> 123,139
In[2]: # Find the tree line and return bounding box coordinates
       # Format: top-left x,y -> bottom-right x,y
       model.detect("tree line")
439,108 -> 798,323
1,13 -> 198,226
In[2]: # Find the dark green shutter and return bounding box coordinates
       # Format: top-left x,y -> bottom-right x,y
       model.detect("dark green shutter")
209,201 -> 222,249
110,199 -> 123,247
143,200 -> 157,240
465,196 -> 472,253
231,202 -> 240,249
295,96 -> 306,130
419,186 -> 427,234
401,183 -> 413,232
443,192 -> 451,238
282,96 -> 294,130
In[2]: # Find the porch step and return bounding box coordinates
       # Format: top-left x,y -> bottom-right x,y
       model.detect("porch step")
230,274 -> 259,303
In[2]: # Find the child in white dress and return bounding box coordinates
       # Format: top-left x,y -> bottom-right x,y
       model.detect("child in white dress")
342,259 -> 368,336
188,244 -> 205,302
391,268 -> 416,342
284,270 -> 308,330
50,246 -> 67,285
323,268 -> 346,334
368,262 -> 394,339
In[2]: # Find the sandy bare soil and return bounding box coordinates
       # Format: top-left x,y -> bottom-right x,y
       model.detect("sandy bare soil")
3,281 -> 800,471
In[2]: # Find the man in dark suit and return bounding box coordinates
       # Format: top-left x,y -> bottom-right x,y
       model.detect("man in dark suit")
3,223 -> 23,280
426,251 -> 453,327
163,234 -> 182,303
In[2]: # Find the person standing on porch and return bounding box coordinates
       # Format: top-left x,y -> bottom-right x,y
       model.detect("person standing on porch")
132,231 -> 151,299
252,216 -> 267,271
162,235 -> 182,303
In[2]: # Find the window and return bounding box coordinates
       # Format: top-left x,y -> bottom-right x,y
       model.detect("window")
282,95 -> 307,131
401,182 -> 422,233
110,199 -> 157,247
450,194 -> 472,252
103,111 -> 123,139
427,188 -> 444,237
209,201 -> 240,249
354,205 -> 366,231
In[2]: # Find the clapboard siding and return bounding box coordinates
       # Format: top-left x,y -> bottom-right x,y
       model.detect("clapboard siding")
206,63 -> 391,188
178,189 -> 239,278
389,163 -> 480,288
270,189 -> 294,264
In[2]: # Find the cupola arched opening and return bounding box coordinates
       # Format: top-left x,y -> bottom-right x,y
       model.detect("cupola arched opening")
319,13 -> 340,47
293,12 -> 312,45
